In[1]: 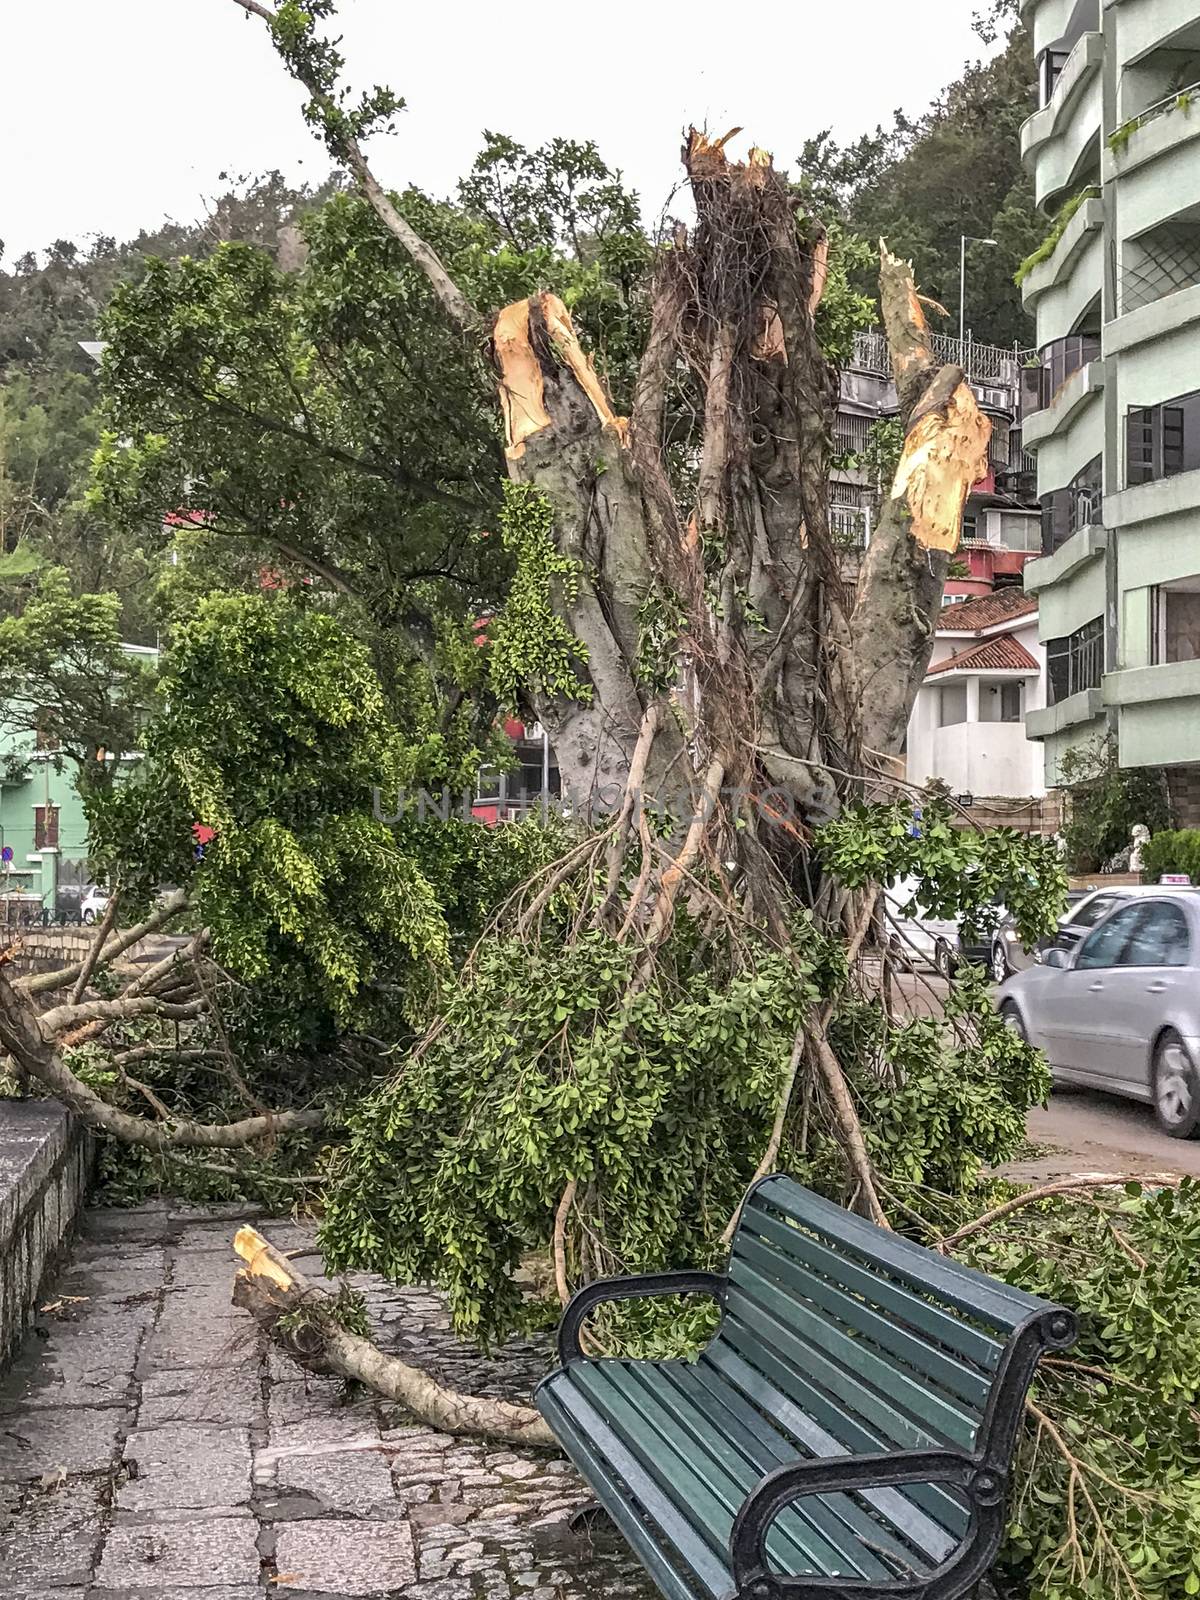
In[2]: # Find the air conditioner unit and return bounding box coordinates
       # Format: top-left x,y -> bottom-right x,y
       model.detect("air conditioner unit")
976,386 -> 1009,411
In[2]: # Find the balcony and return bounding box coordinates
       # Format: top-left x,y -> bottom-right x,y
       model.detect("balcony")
1024,524 -> 1106,594
1020,193 -> 1103,317
1105,87 -> 1200,227
1021,341 -> 1104,450
1022,33 -> 1104,211
1025,686 -> 1105,739
850,330 -> 1031,390
929,719 -> 1043,800
1020,0 -> 1098,63
1105,659 -> 1200,768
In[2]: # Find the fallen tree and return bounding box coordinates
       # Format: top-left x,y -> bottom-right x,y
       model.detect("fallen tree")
39,2 -> 1197,1590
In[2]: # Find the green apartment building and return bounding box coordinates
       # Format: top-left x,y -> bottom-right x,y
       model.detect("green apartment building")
1020,0 -> 1200,815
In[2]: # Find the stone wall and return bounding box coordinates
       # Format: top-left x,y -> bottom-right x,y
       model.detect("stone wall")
0,1101 -> 90,1369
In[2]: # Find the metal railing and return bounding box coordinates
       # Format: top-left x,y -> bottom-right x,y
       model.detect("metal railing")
1110,80 -> 1200,149
850,329 -> 1036,387
829,504 -> 871,550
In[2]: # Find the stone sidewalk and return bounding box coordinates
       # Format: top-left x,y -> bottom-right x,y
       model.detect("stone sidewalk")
0,1201 -> 656,1600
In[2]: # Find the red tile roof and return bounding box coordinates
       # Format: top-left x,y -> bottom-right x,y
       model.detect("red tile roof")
926,634 -> 1039,676
937,589 -> 1038,632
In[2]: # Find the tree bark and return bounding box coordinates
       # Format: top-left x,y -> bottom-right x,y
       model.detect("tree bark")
232,1227 -> 556,1448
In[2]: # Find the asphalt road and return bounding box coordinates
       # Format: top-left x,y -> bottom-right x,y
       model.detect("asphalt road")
1013,1086 -> 1200,1181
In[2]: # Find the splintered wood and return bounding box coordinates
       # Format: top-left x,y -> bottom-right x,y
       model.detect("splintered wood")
494,291 -> 625,458
891,381 -> 992,554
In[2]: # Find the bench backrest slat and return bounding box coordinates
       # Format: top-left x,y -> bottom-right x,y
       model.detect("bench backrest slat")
748,1179 -> 1055,1331
727,1260 -> 981,1449
744,1205 -> 1004,1376
720,1177 -> 1060,1460
735,1226 -> 994,1409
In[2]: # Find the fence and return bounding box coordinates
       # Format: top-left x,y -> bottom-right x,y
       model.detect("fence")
851,329 -> 1035,387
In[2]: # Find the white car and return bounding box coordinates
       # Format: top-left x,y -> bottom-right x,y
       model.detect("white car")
882,876 -> 961,975
81,886 -> 111,926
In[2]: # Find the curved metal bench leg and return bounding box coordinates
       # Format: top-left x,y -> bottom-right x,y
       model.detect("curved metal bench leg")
569,1500 -> 612,1534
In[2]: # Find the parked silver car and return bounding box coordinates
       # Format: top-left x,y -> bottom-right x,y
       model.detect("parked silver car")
989,883 -> 1196,983
997,892 -> 1200,1137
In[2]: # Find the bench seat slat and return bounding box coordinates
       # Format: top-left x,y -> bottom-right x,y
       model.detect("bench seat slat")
580,1363 -> 870,1579
731,1241 -> 987,1437
754,1180 -> 1056,1332
538,1376 -> 730,1600
620,1363 -> 899,1581
737,1210 -> 1003,1387
677,1356 -> 960,1566
659,1364 -> 940,1577
698,1343 -> 969,1551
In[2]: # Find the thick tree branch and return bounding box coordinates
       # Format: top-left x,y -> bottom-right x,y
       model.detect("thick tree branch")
232,1227 -> 555,1447
0,967 -> 324,1151
21,888 -> 191,996
40,996 -> 206,1035
230,0 -> 479,335
70,889 -> 121,1005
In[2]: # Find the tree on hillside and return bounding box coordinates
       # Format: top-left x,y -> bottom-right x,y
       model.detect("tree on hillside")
799,3 -> 1042,347
0,173 -> 349,642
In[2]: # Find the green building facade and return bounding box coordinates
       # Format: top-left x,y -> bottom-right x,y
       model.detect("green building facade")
1020,0 -> 1200,815
0,642 -> 157,915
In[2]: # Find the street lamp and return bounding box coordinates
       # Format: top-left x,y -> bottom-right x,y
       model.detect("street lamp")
959,235 -> 999,346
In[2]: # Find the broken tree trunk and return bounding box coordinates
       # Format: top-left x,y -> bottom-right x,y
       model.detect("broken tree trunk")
232,1227 -> 557,1448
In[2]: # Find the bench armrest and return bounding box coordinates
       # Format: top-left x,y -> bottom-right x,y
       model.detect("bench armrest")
731,1448 -> 1005,1600
557,1270 -> 725,1364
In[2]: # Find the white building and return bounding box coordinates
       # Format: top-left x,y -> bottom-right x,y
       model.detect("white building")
906,590 -> 1047,801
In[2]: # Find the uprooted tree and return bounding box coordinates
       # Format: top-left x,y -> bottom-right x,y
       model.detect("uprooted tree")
4,1 -> 1200,1591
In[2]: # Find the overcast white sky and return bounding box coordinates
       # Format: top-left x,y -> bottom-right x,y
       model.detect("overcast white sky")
2,1 -> 996,262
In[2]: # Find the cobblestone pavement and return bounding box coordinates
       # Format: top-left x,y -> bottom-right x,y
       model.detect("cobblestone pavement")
0,1202 -> 658,1600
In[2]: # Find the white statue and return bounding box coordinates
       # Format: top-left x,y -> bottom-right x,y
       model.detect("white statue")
1130,823 -> 1151,874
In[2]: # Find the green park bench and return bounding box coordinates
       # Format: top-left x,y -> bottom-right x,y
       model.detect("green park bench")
536,1174 -> 1076,1600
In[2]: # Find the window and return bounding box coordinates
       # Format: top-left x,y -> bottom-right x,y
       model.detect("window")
1123,902 -> 1191,967
961,512 -> 978,543
1126,390 -> 1200,486
938,684 -> 968,727
1072,893 -> 1116,930
34,805 -> 59,850
1046,617 -> 1103,704
1039,48 -> 1070,107
999,682 -> 1023,722
1075,903 -> 1146,969
1152,578 -> 1200,664
1023,336 -> 1101,416
1041,456 -> 1102,556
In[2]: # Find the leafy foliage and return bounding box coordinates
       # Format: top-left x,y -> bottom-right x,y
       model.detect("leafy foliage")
0,565 -> 154,785
1058,736 -> 1171,874
1015,187 -> 1100,287
1138,828 -> 1200,886
487,483 -> 591,710
950,1180 -> 1200,1600
89,592 -> 464,1032
320,800 -> 1061,1344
